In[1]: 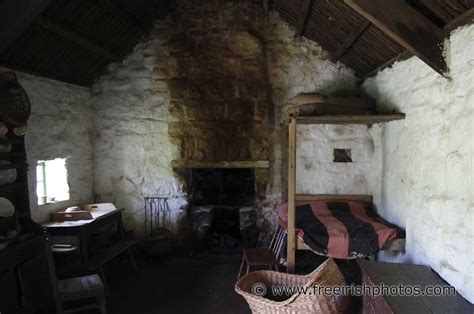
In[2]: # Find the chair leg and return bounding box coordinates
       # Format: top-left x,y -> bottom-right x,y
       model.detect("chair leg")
237,257 -> 246,280
98,296 -> 107,314
99,267 -> 110,296
126,248 -> 138,271
246,263 -> 250,276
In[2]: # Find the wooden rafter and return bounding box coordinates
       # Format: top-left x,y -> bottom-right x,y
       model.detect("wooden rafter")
333,19 -> 371,60
0,0 -> 53,53
34,16 -> 119,61
297,0 -> 315,36
344,0 -> 448,77
361,7 -> 474,80
97,0 -> 145,37
444,7 -> 474,33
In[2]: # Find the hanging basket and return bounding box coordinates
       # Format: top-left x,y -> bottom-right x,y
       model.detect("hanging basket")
0,72 -> 31,127
235,258 -> 350,313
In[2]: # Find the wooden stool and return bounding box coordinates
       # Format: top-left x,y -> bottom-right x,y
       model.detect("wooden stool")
237,225 -> 285,279
58,275 -> 107,314
45,239 -> 107,314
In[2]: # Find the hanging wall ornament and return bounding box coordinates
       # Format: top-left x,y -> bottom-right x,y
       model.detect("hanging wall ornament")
0,72 -> 32,127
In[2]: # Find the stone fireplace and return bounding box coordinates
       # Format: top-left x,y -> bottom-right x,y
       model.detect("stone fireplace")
188,168 -> 259,253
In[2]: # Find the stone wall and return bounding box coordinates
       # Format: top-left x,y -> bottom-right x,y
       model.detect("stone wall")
363,25 -> 474,303
168,1 -> 270,163
91,0 -> 379,242
0,69 -> 95,223
91,19 -> 187,238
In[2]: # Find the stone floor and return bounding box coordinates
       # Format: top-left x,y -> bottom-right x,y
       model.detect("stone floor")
101,250 -> 361,314
104,251 -> 250,314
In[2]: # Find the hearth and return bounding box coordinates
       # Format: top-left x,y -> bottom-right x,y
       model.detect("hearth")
188,169 -> 258,253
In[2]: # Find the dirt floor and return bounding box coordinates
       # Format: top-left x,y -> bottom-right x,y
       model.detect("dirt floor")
102,250 -> 361,314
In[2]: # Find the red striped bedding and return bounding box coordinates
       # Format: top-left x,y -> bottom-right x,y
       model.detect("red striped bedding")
279,200 -> 405,259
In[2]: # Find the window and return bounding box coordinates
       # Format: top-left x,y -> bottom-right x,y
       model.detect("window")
36,158 -> 70,204
333,149 -> 352,163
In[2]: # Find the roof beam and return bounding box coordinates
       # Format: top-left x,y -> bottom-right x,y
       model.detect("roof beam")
297,0 -> 315,36
0,0 -> 53,54
444,7 -> 474,34
344,0 -> 448,77
34,16 -> 119,61
97,0 -> 146,37
333,19 -> 371,60
361,7 -> 474,80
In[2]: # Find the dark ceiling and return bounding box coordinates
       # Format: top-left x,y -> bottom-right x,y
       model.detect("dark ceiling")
273,0 -> 474,78
0,0 -> 173,86
0,0 -> 472,87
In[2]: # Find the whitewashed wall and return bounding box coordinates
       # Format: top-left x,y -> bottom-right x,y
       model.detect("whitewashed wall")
263,11 -> 381,199
0,69 -> 95,223
363,25 -> 474,303
91,19 -> 187,238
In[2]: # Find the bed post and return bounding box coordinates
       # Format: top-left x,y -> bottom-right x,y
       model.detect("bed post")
287,117 -> 297,273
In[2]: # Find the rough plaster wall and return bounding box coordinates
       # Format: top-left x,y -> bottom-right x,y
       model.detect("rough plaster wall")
363,25 -> 474,303
91,3 -> 382,242
91,19 -> 187,239
0,69 -> 95,223
263,12 -> 382,201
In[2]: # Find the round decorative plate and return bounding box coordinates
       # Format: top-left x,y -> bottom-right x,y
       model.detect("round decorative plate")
0,161 -> 17,185
0,135 -> 12,152
0,197 -> 15,217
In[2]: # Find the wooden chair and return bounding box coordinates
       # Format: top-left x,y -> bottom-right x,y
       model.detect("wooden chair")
44,239 -> 107,314
237,225 -> 286,279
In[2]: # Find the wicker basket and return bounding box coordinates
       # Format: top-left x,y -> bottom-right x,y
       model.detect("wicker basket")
0,72 -> 31,127
235,258 -> 350,313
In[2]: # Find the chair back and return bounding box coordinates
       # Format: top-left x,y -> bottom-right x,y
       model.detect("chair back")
268,224 -> 285,258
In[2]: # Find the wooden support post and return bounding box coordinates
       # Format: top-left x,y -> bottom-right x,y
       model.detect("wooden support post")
344,0 -> 448,77
287,118 -> 297,273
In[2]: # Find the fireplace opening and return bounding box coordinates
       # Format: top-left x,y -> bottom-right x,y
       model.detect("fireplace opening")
191,169 -> 255,206
189,169 -> 258,253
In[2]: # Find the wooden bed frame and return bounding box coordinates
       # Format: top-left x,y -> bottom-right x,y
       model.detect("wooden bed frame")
286,105 -> 406,272
280,194 -> 405,250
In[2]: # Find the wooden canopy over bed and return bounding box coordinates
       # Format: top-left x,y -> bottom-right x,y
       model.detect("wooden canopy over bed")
285,93 -> 406,273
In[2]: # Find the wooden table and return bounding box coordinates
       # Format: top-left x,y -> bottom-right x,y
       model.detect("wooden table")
358,259 -> 473,313
44,209 -> 136,276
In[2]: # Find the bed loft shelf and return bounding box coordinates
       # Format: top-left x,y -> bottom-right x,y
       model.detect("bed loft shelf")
294,113 -> 406,125
172,160 -> 270,169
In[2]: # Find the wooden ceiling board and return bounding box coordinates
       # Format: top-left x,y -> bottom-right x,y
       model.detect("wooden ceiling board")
304,0 -> 364,52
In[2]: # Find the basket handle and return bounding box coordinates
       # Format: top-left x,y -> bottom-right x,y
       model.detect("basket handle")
279,258 -> 333,306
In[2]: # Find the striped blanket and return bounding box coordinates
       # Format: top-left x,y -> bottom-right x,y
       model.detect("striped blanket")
279,201 -> 404,259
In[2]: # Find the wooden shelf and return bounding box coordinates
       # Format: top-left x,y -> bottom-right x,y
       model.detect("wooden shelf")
0,181 -> 27,191
0,152 -> 26,159
295,113 -> 406,125
172,160 -> 270,169
3,137 -> 24,144
0,162 -> 25,170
